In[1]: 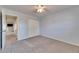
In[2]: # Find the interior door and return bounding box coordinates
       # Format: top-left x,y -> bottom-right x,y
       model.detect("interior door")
28,19 -> 39,37
0,14 -> 2,48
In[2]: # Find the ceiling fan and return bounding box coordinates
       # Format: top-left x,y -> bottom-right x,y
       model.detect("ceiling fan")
34,5 -> 47,13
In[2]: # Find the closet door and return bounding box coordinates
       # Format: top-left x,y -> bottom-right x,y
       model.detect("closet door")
28,19 -> 39,37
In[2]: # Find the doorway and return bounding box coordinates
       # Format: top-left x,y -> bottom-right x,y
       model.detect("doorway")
5,15 -> 18,47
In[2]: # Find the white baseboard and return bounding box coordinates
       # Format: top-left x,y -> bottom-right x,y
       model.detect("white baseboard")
41,34 -> 79,47
17,34 -> 40,40
26,34 -> 40,39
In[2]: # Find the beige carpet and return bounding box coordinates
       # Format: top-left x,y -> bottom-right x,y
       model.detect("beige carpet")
0,35 -> 79,53
0,34 -> 17,52
6,34 -> 17,47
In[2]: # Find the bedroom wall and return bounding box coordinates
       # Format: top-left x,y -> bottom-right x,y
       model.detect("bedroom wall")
40,6 -> 79,46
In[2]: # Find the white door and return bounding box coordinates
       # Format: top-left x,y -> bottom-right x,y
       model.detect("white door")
28,19 -> 40,38
2,12 -> 6,50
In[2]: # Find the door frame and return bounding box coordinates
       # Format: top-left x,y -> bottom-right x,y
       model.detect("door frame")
2,14 -> 19,50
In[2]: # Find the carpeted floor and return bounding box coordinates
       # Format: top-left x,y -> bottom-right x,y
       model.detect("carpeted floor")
0,35 -> 79,53
6,34 -> 17,47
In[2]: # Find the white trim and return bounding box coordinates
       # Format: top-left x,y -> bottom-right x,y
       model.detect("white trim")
26,34 -> 40,39
41,34 -> 79,47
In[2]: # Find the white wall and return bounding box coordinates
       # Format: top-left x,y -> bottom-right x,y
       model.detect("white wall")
40,6 -> 79,46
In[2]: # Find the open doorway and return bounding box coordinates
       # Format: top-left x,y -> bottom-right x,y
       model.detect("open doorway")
5,15 -> 18,47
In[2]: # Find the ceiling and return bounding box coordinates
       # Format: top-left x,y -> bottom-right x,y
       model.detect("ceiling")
1,5 -> 76,17
6,15 -> 17,24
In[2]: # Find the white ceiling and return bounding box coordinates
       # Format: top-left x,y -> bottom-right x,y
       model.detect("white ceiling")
1,5 -> 76,17
6,15 -> 17,24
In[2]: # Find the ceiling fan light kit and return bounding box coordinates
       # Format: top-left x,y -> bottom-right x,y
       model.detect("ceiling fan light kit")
34,5 -> 46,13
